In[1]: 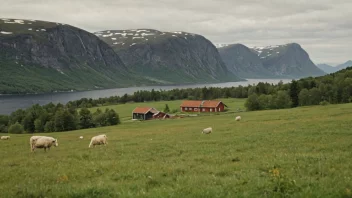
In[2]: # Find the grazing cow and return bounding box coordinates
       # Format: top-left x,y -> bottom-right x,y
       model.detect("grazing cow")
30,136 -> 48,151
202,127 -> 212,134
31,136 -> 58,152
0,136 -> 10,140
89,134 -> 108,148
235,116 -> 241,121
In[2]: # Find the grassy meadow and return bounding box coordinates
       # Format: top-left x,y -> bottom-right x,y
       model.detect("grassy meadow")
1,99 -> 352,197
89,98 -> 246,122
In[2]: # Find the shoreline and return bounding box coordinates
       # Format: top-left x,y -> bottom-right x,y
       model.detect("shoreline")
0,79 -> 250,96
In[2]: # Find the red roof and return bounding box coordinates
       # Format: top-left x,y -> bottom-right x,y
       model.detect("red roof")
180,100 -> 223,108
180,100 -> 203,107
202,100 -> 221,108
132,107 -> 158,114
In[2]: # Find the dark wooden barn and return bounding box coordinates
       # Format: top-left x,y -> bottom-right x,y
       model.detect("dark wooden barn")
180,100 -> 227,113
152,111 -> 171,119
132,107 -> 158,120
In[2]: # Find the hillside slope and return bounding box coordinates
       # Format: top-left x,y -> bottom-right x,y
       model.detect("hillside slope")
317,61 -> 352,74
0,19 -> 149,94
95,29 -> 241,84
218,44 -> 275,78
335,60 -> 352,70
250,43 -> 325,78
317,63 -> 337,73
218,43 -> 325,78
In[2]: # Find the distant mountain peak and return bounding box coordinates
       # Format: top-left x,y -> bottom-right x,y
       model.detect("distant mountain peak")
94,29 -> 198,48
95,28 -> 240,84
249,44 -> 289,60
0,18 -> 68,36
335,60 -> 352,70
214,43 -> 230,48
0,18 -> 146,94
219,43 -> 325,78
343,60 -> 352,64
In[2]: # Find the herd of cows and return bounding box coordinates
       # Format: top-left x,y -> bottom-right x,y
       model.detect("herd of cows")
0,116 -> 242,152
0,134 -> 108,152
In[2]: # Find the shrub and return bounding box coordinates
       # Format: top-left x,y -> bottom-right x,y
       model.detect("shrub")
106,109 -> 120,125
170,109 -> 178,113
0,124 -> 8,133
319,100 -> 330,106
34,119 -> 44,132
245,93 -> 261,111
93,112 -> 108,127
163,104 -> 170,113
79,107 -> 93,129
8,122 -> 24,134
298,88 -> 310,106
258,94 -> 273,110
44,121 -> 55,132
274,91 -> 292,109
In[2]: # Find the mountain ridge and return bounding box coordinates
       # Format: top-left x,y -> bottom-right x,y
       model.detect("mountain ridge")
218,44 -> 276,78
0,18 -> 154,94
219,43 -> 326,78
94,29 -> 242,84
317,60 -> 352,73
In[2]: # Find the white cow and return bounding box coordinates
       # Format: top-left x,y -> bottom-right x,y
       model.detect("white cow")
29,136 -> 59,152
0,136 -> 10,140
31,136 -> 58,152
30,136 -> 48,151
235,116 -> 241,121
202,127 -> 212,134
89,134 -> 108,148
79,136 -> 84,139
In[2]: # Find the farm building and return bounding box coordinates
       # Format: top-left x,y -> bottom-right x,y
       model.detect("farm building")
180,100 -> 227,113
153,111 -> 171,119
132,107 -> 171,120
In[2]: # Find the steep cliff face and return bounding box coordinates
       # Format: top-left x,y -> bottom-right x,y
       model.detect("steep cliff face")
250,43 -> 325,78
0,19 -> 145,94
218,44 -> 275,78
218,43 -> 326,79
95,29 -> 241,84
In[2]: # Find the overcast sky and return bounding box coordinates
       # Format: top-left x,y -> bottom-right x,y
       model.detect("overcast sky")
1,0 -> 351,65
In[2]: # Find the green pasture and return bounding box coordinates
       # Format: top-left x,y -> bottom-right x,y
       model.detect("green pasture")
90,98 -> 246,122
1,101 -> 352,197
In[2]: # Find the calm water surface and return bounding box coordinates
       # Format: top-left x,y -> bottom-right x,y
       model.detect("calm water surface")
0,79 -> 293,115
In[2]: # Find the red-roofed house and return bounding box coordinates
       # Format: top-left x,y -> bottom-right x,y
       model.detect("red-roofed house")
180,100 -> 227,113
132,107 -> 170,120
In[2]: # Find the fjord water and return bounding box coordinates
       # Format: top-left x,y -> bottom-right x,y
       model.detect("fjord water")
0,79 -> 292,115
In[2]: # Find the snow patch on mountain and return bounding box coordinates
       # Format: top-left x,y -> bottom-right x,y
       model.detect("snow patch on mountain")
0,31 -> 12,34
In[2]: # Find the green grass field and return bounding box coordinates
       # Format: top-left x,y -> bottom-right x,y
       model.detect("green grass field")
1,99 -> 352,197
90,98 -> 246,122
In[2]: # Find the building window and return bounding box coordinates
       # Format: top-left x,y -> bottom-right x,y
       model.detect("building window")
189,108 -> 193,111
194,108 -> 198,111
202,108 -> 205,112
219,108 -> 221,111
210,108 -> 213,112
185,107 -> 188,110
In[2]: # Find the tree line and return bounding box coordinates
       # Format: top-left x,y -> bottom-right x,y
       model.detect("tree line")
67,67 -> 352,111
1,67 -> 351,133
0,103 -> 120,134
245,67 -> 352,110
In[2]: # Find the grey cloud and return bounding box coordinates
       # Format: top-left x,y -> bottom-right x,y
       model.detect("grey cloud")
0,0 -> 351,65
